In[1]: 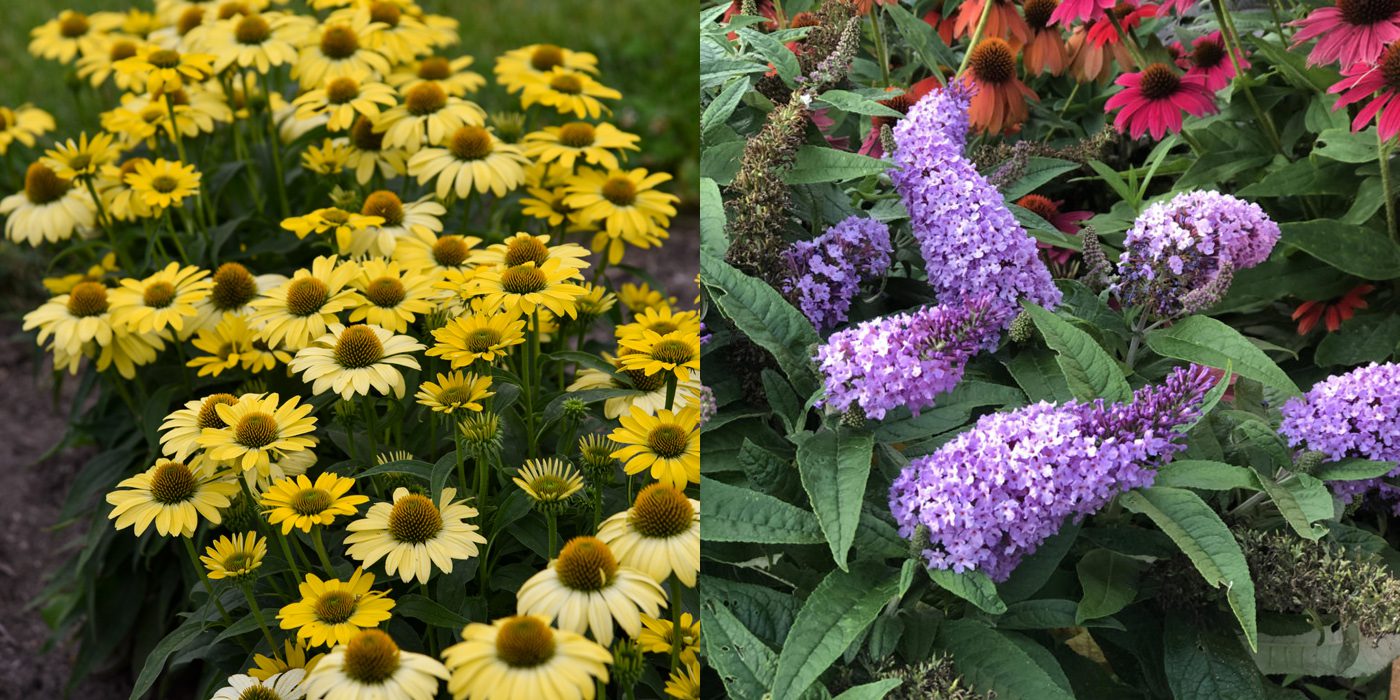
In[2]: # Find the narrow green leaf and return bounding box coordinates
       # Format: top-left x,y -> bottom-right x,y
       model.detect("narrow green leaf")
1155,459 -> 1260,491
396,594 -> 471,629
885,3 -> 957,74
833,679 -> 902,700
1313,458 -> 1399,481
129,618 -> 204,700
937,619 -> 1077,700
795,428 -> 875,570
1253,471 -> 1328,540
702,253 -> 821,396
1075,549 -> 1147,623
784,146 -> 892,184
701,77 -> 750,141
1022,301 -> 1132,402
1120,487 -> 1258,650
928,567 -> 1007,614
771,569 -> 901,700
816,89 -> 904,117
1315,314 -> 1400,366
700,177 -> 728,257
701,477 -> 824,544
1002,157 -> 1079,200
1145,315 -> 1300,395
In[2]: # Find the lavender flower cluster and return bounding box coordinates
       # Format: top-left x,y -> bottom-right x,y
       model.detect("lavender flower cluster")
890,365 -> 1215,580
783,216 -> 892,331
815,297 -> 1004,420
1115,190 -> 1279,318
1279,362 -> 1400,513
890,80 -> 1061,319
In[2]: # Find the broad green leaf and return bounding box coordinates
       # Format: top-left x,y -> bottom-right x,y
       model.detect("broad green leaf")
998,598 -> 1125,630
1022,300 -> 1132,402
816,89 -> 904,117
1253,471 -> 1328,540
872,380 -> 1024,443
762,369 -> 804,435
1313,127 -> 1379,163
1087,160 -> 1135,204
700,575 -> 800,648
1280,220 -> 1400,280
1076,549 -> 1147,623
1164,617 -> 1267,700
1180,363 -> 1232,433
771,569 -> 901,700
1002,157 -> 1080,200
1120,487 -> 1257,650
129,618 -> 204,700
1315,314 -> 1400,366
999,522 -> 1081,603
1236,158 -> 1357,197
739,28 -> 801,84
833,679 -> 902,700
928,567 -> 1007,614
700,176 -> 727,257
701,477 -> 824,544
1313,458 -> 1399,481
795,428 -> 875,570
702,253 -> 821,396
1155,459 -> 1260,491
704,596 -> 778,698
395,594 -> 471,629
937,619 -> 1076,700
1252,625 -> 1400,678
885,3 -> 957,75
1004,349 -> 1076,403
784,146 -> 892,184
701,77 -> 750,141
701,139 -> 745,185
1145,315 -> 1300,395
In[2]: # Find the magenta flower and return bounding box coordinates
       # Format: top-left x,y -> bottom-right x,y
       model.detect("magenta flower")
1329,43 -> 1400,140
1290,0 -> 1400,68
1158,0 -> 1195,15
1105,63 -> 1217,139
1173,31 -> 1249,92
1049,0 -> 1115,26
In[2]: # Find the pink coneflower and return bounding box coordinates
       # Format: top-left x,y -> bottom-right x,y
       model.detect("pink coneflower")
1086,2 -> 1158,47
1105,62 -> 1217,138
1017,194 -> 1091,266
1158,0 -> 1195,14
1023,0 -> 1070,75
1173,32 -> 1249,91
1330,42 -> 1400,139
1050,0 -> 1115,26
954,0 -> 1033,46
1290,0 -> 1400,68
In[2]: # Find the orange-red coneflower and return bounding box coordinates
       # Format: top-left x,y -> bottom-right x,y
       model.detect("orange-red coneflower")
965,38 -> 1038,134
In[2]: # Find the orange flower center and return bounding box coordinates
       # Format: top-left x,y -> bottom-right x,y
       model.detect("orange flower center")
362,190 -> 405,226
449,126 -> 493,160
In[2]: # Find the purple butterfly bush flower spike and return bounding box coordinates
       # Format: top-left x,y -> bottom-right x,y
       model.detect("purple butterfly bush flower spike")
1115,190 -> 1280,318
1279,362 -> 1400,514
782,215 -> 892,332
889,364 -> 1215,580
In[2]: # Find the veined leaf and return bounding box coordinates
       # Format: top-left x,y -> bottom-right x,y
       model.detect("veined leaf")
794,428 -> 875,570
1022,300 -> 1132,402
704,596 -> 778,698
771,569 -> 901,700
1154,459 -> 1260,491
1076,549 -> 1147,623
927,567 -> 1007,614
937,619 -> 1076,700
816,89 -> 904,117
1164,617 -> 1267,700
785,146 -> 892,184
701,477 -> 823,544
1280,219 -> 1400,281
1145,315 -> 1300,395
1313,458 -> 1399,481
702,253 -> 821,396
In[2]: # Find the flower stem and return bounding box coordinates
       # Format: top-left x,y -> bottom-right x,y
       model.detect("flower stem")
546,509 -> 558,559
259,72 -> 290,218
1211,0 -> 1283,153
363,397 -> 380,460
455,421 -> 468,494
669,577 -> 684,672
1380,133 -> 1398,245
1106,14 -> 1147,68
664,376 -> 678,412
239,582 -> 279,650
311,527 -> 336,575
956,0 -> 997,78
870,7 -> 891,87
181,537 -> 233,626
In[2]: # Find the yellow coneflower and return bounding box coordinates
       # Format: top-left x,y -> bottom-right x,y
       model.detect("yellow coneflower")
519,67 -> 621,119
515,536 -> 667,646
115,44 -> 216,97
211,670 -> 306,700
494,43 -> 599,95
524,121 -> 639,171
102,88 -> 233,146
609,406 -> 700,489
187,313 -> 259,377
637,612 -> 701,665
201,531 -> 267,580
196,392 -> 318,475
160,393 -> 240,461
281,207 -> 385,253
387,54 -> 484,96
617,282 -> 676,314
29,10 -> 122,64
301,138 -> 354,175
292,76 -> 397,131
247,255 -> 362,351
665,661 -> 702,700
124,158 -> 201,210
0,104 -> 56,155
616,329 -> 700,383
344,487 -> 487,584
42,131 -> 121,182
467,259 -> 586,318
105,459 -> 239,537
328,2 -> 436,64
350,190 -> 445,258
442,615 -> 612,700
21,281 -> 115,359
203,11 -> 303,74
277,569 -> 396,647
564,167 -> 678,264
77,35 -> 143,90
348,259 -> 435,332
247,639 -> 324,681
375,81 -> 486,154
618,306 -> 702,340
513,458 -> 585,507
415,371 -> 494,415
108,262 -> 212,335
407,125 -> 530,198
518,186 -> 579,228
186,261 -> 285,334
597,483 -> 700,586
343,115 -> 409,185
42,252 -> 118,295
425,308 -> 526,368
287,323 -> 424,400
291,16 -> 391,89
471,231 -> 590,273
0,162 -> 94,246
391,232 -> 480,279
261,472 -> 368,535
303,629 -> 448,700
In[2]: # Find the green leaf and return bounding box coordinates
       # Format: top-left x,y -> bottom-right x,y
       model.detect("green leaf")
1236,158 -> 1357,197
1022,301 -> 1132,402
816,89 -> 904,117
998,599 -> 1125,630
1312,127 -> 1379,163
1155,459 -> 1260,491
1119,487 -> 1257,650
1163,617 -> 1267,700
937,619 -> 1076,700
1252,625 -> 1400,678
1280,219 -> 1400,280
771,569 -> 901,700
1076,549 -> 1148,623
886,3 -> 957,74
872,380 -> 1024,443
1254,471 -> 1328,540
701,139 -> 745,185
700,176 -> 727,257
928,567 -> 1007,614
1087,160 -> 1135,204
703,596 -> 778,697
701,477 -> 824,544
702,77 -> 750,141
702,253 -> 821,396
832,679 -> 902,700
1145,315 -> 1300,395
1004,350 -> 1076,403
795,428 -> 875,570
1002,157 -> 1080,201
784,146 -> 892,184
739,28 -> 800,85
1313,458 -> 1399,481
1315,314 -> 1400,366
129,618 -> 204,700
355,459 -> 435,481
396,593 -> 471,629
700,575 -> 800,648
